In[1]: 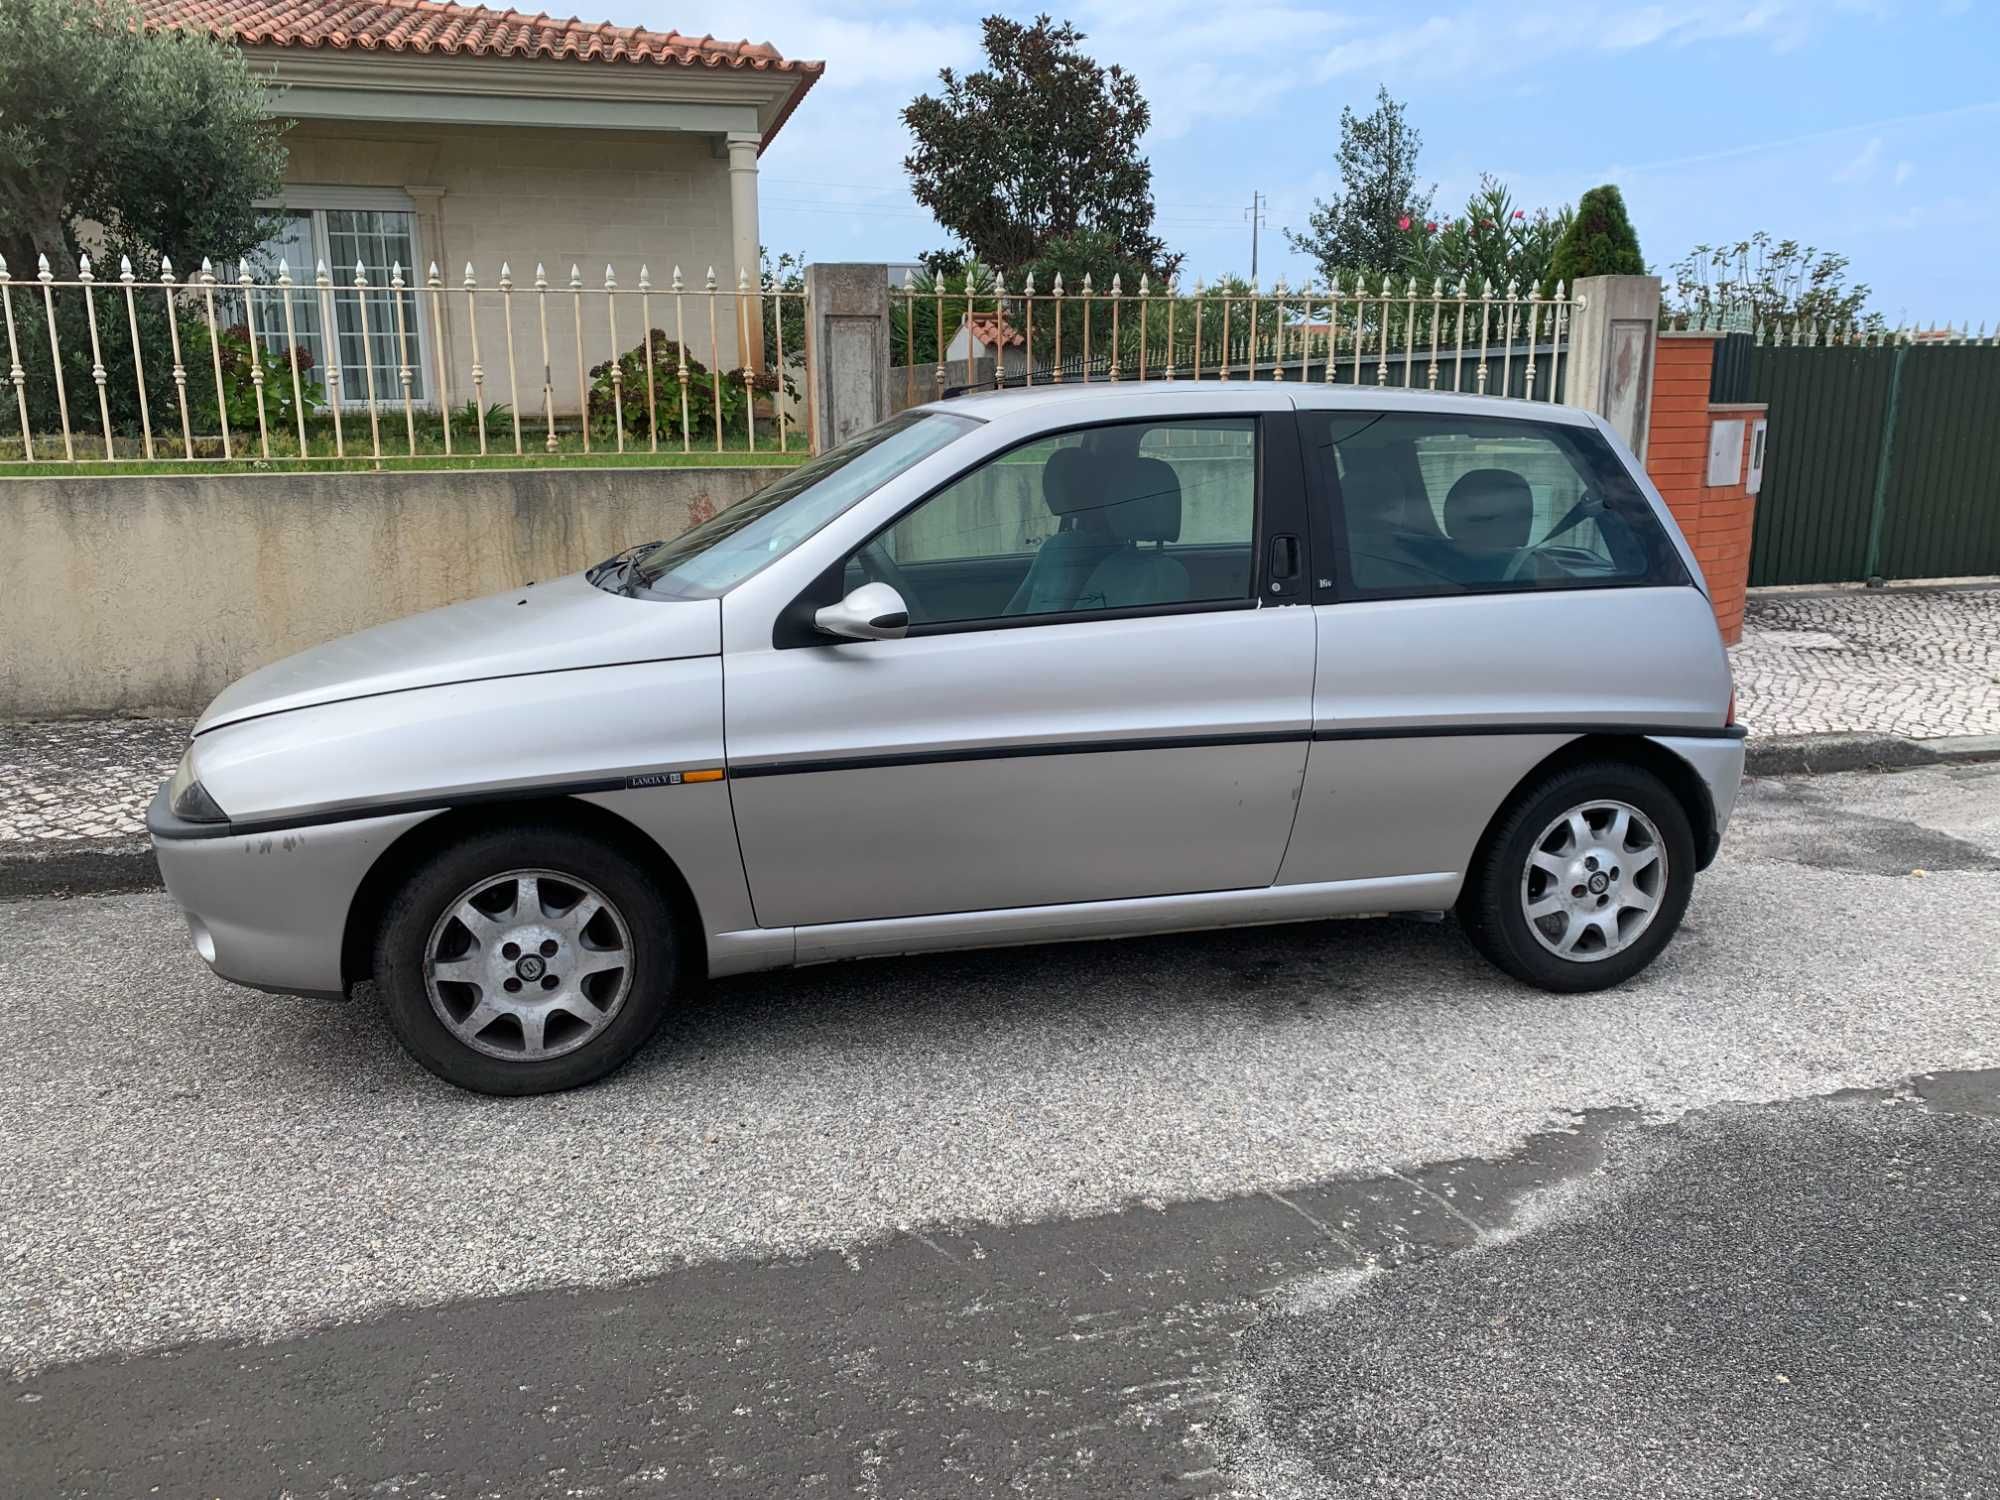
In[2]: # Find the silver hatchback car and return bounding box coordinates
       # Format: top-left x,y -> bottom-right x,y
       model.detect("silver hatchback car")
151,384 -> 1743,1094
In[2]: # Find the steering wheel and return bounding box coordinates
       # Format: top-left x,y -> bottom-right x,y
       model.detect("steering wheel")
856,537 -> 920,608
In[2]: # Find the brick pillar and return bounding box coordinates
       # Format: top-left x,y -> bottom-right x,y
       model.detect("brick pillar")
1644,331 -> 1765,645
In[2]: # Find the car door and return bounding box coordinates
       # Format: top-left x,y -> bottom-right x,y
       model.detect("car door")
722,409 -> 1318,929
1276,402 -> 1724,892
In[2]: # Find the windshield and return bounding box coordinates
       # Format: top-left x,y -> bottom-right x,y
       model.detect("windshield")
595,410 -> 981,601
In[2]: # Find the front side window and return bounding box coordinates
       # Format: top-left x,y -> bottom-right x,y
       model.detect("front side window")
1303,410 -> 1687,598
847,416 -> 1259,627
600,409 -> 980,600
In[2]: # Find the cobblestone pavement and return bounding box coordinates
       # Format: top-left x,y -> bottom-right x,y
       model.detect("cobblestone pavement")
0,718 -> 189,844
1733,586 -> 2000,741
0,586 -> 1993,850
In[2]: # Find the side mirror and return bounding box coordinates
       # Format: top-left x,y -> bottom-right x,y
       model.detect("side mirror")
814,581 -> 910,642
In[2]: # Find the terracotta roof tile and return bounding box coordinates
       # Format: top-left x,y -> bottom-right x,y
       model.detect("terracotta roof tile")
141,0 -> 823,89
966,311 -> 1024,349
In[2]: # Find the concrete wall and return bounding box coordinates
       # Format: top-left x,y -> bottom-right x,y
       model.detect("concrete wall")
1,466 -> 771,719
283,121 -> 746,416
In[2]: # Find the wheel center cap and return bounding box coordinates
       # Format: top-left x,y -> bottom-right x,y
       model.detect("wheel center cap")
1587,872 -> 1611,894
515,953 -> 547,981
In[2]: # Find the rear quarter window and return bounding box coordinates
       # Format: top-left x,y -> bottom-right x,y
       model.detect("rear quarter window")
1301,410 -> 1689,600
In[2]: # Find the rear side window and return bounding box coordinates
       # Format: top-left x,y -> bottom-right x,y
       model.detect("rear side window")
1301,410 -> 1688,599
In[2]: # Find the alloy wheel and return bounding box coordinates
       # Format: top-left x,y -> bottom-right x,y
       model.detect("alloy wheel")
1519,800 -> 1669,963
422,869 -> 634,1061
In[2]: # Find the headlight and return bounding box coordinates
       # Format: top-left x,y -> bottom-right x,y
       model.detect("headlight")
168,750 -> 229,824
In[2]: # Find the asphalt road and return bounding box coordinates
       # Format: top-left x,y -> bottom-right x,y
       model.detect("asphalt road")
4,762 -> 1999,1496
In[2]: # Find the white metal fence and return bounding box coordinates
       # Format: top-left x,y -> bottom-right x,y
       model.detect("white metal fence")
892,271 -> 1583,408
0,251 -> 804,463
1,251 -> 1589,467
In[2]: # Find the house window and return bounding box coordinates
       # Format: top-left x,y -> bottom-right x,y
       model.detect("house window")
239,194 -> 430,406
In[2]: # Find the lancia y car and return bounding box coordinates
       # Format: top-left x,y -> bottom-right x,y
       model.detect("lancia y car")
151,384 -> 1745,1094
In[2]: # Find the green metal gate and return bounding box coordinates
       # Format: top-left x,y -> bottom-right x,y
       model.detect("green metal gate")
1718,331 -> 2000,586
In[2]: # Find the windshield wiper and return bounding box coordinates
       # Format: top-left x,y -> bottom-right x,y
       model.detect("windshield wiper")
587,543 -> 656,596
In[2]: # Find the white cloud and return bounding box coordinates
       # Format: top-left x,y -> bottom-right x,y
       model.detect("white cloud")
1894,159 -> 1915,185
1834,136 -> 1884,183
1314,1 -> 1830,80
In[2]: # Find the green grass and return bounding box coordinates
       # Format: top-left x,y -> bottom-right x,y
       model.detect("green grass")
0,448 -> 808,478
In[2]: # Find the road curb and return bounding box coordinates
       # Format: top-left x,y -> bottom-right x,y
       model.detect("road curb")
0,842 -> 159,901
1745,732 -> 2000,777
3,735 -> 1998,901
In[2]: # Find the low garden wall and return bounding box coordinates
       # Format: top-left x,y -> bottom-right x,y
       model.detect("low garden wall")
1,466 -> 773,719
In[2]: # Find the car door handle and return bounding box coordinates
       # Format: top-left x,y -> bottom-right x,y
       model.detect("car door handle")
1268,533 -> 1301,595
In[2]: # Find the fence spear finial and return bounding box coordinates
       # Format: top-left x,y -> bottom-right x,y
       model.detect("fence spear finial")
1110,272 -> 1122,296
1023,271 -> 1035,296
120,254 -> 135,282
638,264 -> 651,289
463,260 -> 477,286
1052,271 -> 1064,296
38,252 -> 52,279
737,267 -> 749,291
671,265 -> 684,291
1081,271 -> 1094,294
1138,272 -> 1150,296
606,264 -> 618,289
569,264 -> 582,288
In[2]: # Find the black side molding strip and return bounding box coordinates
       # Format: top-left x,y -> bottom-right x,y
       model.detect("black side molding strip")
150,723 -> 1744,839
728,730 -> 1309,779
1312,722 -> 1748,743
728,721 -> 1745,780
150,773 -> 648,842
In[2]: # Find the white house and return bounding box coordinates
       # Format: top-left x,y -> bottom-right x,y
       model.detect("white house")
143,0 -> 822,413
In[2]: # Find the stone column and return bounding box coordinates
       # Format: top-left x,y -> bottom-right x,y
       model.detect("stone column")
1564,274 -> 1661,459
802,263 -> 890,453
725,133 -> 763,371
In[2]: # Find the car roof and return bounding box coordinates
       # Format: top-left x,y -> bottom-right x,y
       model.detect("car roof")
921,380 -> 1598,428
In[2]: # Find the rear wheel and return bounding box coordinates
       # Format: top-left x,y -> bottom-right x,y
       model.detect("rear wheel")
1459,760 -> 1696,992
373,823 -> 678,1094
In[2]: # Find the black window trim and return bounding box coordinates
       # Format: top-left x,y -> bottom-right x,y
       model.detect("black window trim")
774,409 -> 1304,649
1300,406 -> 1692,607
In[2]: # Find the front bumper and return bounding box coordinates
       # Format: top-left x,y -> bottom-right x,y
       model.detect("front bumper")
148,782 -> 438,998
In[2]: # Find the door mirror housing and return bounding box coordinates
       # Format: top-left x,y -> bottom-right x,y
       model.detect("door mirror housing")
814,581 -> 910,641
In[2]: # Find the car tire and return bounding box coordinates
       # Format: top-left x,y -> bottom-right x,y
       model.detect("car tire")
373,821 -> 679,1095
1459,759 -> 1696,993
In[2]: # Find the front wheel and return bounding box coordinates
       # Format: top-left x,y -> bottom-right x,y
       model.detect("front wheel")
373,823 -> 678,1094
1459,760 -> 1696,992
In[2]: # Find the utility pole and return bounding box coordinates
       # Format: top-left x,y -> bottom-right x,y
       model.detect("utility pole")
1245,191 -> 1266,281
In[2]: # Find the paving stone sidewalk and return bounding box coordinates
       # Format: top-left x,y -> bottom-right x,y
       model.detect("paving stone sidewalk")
0,585 -> 1995,894
1734,585 -> 2000,741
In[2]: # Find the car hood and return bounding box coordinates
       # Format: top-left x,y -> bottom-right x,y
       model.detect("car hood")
195,572 -> 720,734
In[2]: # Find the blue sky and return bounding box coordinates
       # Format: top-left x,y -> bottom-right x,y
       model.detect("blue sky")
637,0 -> 1996,324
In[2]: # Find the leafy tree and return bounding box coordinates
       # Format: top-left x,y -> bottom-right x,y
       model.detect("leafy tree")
0,0 -> 287,277
0,0 -> 287,444
1548,184 -> 1645,283
1667,232 -> 1879,331
902,15 -> 1172,277
1286,85 -> 1435,280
